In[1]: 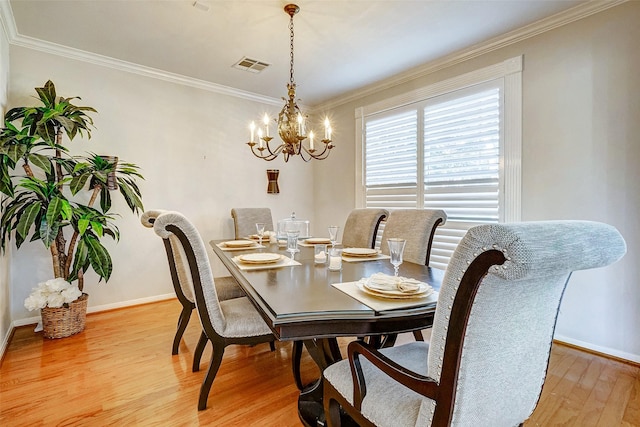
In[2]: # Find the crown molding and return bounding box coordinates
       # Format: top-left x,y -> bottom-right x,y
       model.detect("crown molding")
312,0 -> 628,112
1,0 -> 627,111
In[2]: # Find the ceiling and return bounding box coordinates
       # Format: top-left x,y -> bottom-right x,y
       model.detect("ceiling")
5,0 -> 590,106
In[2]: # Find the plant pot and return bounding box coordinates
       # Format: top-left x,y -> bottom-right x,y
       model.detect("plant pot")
41,293 -> 89,339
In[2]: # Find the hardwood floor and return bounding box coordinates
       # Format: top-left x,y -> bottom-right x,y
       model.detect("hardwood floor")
1,299 -> 638,426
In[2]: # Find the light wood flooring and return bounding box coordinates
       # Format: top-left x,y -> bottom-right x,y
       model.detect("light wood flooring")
1,298 -> 638,426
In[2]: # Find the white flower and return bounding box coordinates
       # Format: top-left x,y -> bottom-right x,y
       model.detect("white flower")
24,279 -> 82,311
24,290 -> 48,311
44,278 -> 71,293
46,293 -> 66,308
61,286 -> 82,304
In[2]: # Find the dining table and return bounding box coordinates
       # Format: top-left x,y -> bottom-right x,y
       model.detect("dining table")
210,238 -> 443,427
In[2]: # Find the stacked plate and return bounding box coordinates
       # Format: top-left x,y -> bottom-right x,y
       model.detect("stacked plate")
359,273 -> 433,299
223,240 -> 256,248
236,253 -> 282,264
342,248 -> 379,258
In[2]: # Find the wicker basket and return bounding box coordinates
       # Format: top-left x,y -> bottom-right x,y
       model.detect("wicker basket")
41,293 -> 89,339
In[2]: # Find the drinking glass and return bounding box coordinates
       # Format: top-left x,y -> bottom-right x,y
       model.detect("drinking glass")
328,225 -> 340,249
387,238 -> 406,277
286,230 -> 300,260
255,222 -> 265,246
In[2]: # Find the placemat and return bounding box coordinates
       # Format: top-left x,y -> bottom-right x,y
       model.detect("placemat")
331,281 -> 438,312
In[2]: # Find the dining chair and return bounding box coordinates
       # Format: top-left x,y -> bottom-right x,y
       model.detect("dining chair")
149,210 -> 277,410
142,210 -> 247,356
380,209 -> 447,265
230,207 -> 274,239
342,208 -> 389,249
291,208 -> 389,390
323,221 -> 626,427
379,209 -> 447,342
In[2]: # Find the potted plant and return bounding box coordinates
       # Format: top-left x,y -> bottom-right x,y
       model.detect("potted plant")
0,80 -> 144,338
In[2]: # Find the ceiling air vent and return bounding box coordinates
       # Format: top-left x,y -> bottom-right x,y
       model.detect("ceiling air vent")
232,57 -> 271,73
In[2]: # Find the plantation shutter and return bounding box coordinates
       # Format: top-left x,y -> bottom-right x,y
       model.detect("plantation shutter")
424,87 -> 501,269
364,109 -> 418,209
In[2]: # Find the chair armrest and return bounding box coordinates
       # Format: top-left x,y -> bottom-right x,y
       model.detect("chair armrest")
347,340 -> 438,410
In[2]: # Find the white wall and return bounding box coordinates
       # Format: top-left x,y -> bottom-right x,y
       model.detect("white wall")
0,15 -> 10,351
7,47 -> 315,322
316,2 -> 640,361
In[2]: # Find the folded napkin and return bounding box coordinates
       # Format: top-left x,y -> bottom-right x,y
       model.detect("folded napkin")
363,272 -> 425,293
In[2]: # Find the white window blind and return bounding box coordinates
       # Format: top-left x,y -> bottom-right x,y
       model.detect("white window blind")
424,87 -> 501,269
365,110 -> 418,209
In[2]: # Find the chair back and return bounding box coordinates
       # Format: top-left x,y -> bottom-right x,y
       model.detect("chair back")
231,208 -> 274,239
424,221 -> 626,425
152,211 -> 228,338
380,209 -> 446,265
342,208 -> 389,249
142,210 -> 195,303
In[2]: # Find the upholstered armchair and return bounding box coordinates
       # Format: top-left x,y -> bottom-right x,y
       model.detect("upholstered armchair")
323,221 -> 626,426
230,207 -> 274,239
342,208 -> 389,249
142,210 -> 245,356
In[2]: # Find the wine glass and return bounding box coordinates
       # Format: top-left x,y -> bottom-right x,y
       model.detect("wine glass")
255,222 -> 265,246
286,230 -> 300,260
387,238 -> 406,277
328,225 -> 340,249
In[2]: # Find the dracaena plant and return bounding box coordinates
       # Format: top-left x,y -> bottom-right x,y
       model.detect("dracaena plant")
0,80 -> 144,292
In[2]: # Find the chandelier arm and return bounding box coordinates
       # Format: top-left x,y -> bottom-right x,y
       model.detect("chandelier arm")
248,142 -> 283,161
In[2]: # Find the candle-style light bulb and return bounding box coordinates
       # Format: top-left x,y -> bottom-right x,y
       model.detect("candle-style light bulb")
263,113 -> 269,137
324,117 -> 330,140
297,113 -> 303,135
328,125 -> 332,141
258,128 -> 263,149
309,131 -> 315,150
250,121 -> 256,143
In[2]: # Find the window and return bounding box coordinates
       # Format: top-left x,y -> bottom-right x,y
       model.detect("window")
356,56 -> 522,269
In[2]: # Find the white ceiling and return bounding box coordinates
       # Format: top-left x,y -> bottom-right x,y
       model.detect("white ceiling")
5,0 -> 589,106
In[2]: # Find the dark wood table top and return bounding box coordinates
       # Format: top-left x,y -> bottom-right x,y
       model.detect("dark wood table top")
210,240 -> 443,341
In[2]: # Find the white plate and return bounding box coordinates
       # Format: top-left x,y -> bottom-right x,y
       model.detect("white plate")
343,248 -> 378,257
223,240 -> 255,248
305,237 -> 332,244
359,281 -> 433,299
238,253 -> 282,264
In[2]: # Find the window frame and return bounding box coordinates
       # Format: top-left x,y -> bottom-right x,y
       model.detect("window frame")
355,56 -> 522,266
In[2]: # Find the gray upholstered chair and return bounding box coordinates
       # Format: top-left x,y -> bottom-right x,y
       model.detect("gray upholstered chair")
342,208 -> 389,249
142,210 -> 246,356
230,207 -> 274,239
150,211 -> 276,410
379,209 -> 446,341
380,209 -> 447,265
323,221 -> 626,427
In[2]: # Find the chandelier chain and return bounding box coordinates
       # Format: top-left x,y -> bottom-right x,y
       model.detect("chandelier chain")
289,15 -> 295,85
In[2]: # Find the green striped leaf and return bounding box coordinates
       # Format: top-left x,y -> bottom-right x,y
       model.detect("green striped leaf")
16,202 -> 41,239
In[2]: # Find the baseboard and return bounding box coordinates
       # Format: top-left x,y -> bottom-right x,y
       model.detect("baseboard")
1,293 -> 176,361
554,335 -> 640,365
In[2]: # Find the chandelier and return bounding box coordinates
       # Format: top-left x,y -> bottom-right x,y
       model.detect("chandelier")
246,4 -> 333,162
